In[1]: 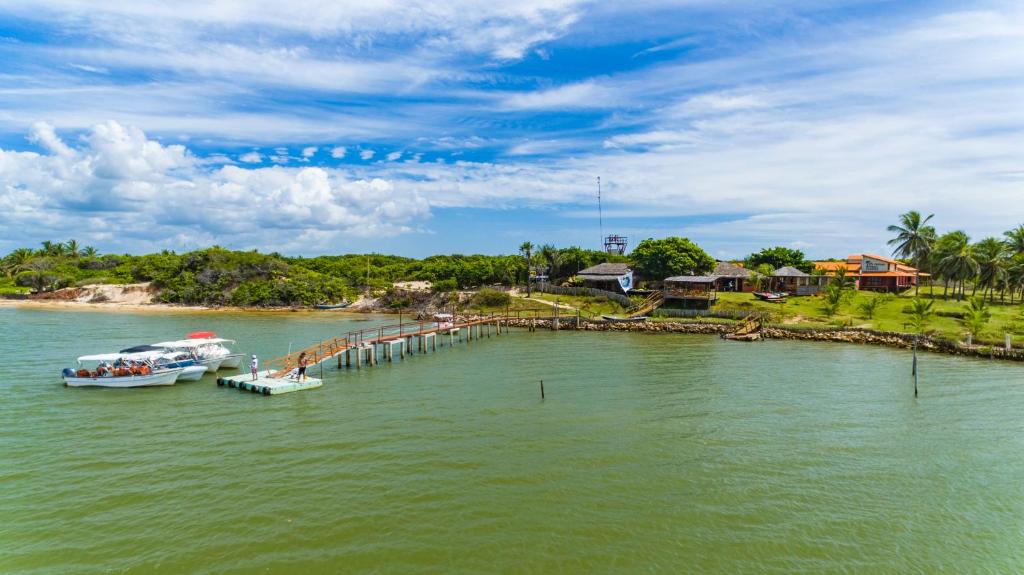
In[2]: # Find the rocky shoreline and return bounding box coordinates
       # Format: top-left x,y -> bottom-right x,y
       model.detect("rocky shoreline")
499,317 -> 1024,363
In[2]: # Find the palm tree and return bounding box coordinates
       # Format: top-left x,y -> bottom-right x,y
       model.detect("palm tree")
1004,224 -> 1024,257
519,242 -> 533,297
1007,255 -> 1024,304
81,246 -> 99,258
935,231 -> 976,300
907,297 -> 935,333
537,244 -> 562,282
973,237 -> 1007,302
963,297 -> 991,340
887,211 -> 935,295
64,239 -> 81,258
2,248 -> 36,277
38,240 -> 62,257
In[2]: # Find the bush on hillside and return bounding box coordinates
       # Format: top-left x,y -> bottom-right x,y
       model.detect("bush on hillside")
472,288 -> 511,308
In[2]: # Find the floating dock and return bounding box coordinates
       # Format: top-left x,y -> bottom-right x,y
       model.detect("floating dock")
216,373 -> 322,395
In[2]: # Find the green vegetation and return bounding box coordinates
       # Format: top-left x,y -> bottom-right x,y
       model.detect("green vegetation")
963,297 -> 992,338
629,237 -> 714,280
907,298 -> 935,333
472,288 -> 511,308
744,246 -> 814,273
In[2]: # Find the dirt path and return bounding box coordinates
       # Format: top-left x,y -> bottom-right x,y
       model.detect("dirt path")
522,296 -> 578,311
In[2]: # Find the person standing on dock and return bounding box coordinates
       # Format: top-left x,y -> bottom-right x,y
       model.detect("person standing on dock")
297,352 -> 308,382
250,354 -> 258,381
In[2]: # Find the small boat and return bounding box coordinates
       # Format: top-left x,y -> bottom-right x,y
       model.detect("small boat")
601,315 -> 649,323
315,301 -> 350,310
62,354 -> 182,388
753,291 -> 788,302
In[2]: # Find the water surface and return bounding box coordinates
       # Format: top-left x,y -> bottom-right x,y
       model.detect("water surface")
1,307 -> 1023,573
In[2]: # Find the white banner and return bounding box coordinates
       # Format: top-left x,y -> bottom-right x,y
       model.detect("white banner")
618,271 -> 634,292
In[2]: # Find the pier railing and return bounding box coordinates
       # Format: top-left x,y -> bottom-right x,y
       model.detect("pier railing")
263,313 -> 517,377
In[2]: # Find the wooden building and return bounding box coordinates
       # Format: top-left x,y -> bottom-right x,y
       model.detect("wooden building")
712,261 -> 758,292
663,276 -> 718,309
576,262 -> 634,294
771,266 -> 825,295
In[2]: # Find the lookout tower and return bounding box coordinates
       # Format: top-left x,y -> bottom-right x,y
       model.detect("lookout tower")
604,234 -> 627,255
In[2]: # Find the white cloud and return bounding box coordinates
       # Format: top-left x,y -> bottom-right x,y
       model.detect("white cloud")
239,151 -> 262,163
0,122 -> 430,252
499,81 -> 615,110
330,146 -> 347,159
360,149 -> 375,160
386,151 -> 402,161
301,146 -> 317,158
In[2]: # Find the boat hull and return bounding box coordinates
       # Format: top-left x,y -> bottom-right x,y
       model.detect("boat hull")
198,357 -> 224,371
63,368 -> 183,388
175,365 -> 208,381
216,354 -> 244,370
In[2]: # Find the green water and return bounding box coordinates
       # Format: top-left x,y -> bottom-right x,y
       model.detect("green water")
2,307 -> 1023,573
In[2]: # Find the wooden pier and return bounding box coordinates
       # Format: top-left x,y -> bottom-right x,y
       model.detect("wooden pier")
216,315 -> 511,397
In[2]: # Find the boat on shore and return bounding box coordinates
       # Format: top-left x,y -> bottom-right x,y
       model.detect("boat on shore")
62,354 -> 183,387
601,315 -> 649,323
753,291 -> 788,302
315,301 -> 350,310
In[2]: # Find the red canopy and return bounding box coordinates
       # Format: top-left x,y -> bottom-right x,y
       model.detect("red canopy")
187,331 -> 217,339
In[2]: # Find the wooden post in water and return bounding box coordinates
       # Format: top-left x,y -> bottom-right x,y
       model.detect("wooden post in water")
540,379 -> 545,400
912,337 -> 918,398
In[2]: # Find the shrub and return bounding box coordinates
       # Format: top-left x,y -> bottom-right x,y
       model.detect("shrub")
472,288 -> 511,308
431,278 -> 458,293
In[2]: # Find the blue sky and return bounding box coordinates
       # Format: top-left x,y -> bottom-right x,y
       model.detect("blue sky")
0,0 -> 1021,258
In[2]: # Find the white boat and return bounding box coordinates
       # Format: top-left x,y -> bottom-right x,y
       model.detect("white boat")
155,334 -> 243,371
152,339 -> 229,371
118,346 -> 210,382
62,354 -> 182,388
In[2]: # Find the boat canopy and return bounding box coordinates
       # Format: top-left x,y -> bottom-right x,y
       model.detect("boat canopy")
77,353 -> 127,362
187,331 -> 218,339
119,344 -> 164,354
154,337 -> 236,348
78,351 -> 174,362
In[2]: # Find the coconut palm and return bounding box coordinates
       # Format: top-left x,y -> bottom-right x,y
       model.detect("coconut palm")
1007,255 -> 1024,304
2,248 -> 36,277
935,231 -> 976,300
537,244 -> 563,281
38,240 -> 62,257
907,297 -> 935,333
887,211 -> 936,295
963,297 -> 991,339
973,237 -> 1007,301
519,241 -> 533,296
1004,224 -> 1024,257
64,239 -> 81,258
81,246 -> 99,258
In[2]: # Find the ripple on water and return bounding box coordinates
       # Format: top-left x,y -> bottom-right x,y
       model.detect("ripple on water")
2,309 -> 1024,573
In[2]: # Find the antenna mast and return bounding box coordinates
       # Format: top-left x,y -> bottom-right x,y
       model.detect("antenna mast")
597,176 -> 603,250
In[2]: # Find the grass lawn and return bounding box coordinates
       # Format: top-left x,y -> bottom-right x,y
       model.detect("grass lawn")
714,290 -> 1024,345
464,292 -> 632,318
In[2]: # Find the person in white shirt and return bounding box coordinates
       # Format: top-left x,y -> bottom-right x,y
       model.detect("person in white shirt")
250,354 -> 258,381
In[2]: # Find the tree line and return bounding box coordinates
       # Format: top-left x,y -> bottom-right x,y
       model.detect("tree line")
887,211 -> 1024,302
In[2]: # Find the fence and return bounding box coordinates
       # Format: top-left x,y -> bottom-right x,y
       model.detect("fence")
652,308 -> 768,320
534,282 -> 633,307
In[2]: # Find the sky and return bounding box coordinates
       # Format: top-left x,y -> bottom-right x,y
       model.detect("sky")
0,0 -> 1022,259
